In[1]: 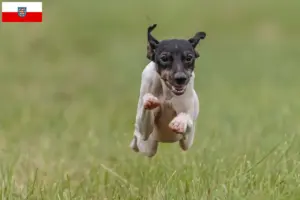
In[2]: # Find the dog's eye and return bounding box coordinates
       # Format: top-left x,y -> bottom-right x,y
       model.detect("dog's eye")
185,54 -> 194,63
160,54 -> 169,63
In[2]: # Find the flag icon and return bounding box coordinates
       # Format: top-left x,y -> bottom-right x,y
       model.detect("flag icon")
2,2 -> 42,22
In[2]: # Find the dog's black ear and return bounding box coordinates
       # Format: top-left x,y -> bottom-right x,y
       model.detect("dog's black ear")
147,24 -> 159,61
188,32 -> 206,58
188,32 -> 206,48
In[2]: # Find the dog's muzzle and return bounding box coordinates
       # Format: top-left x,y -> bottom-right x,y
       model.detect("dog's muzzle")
163,78 -> 188,96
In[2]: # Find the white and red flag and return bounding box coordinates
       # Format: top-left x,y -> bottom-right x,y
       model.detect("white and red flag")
2,2 -> 42,22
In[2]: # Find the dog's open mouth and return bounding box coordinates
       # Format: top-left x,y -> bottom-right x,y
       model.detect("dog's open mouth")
164,80 -> 187,96
171,85 -> 186,95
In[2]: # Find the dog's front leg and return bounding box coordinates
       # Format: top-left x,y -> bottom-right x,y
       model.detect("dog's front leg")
169,113 -> 194,150
131,93 -> 160,157
131,94 -> 158,153
178,119 -> 196,151
136,93 -> 160,139
130,64 -> 161,154
169,90 -> 199,151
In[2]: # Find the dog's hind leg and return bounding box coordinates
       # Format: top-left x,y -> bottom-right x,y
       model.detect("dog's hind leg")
136,133 -> 158,157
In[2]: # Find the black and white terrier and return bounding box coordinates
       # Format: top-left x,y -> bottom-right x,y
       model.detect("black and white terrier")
130,24 -> 206,157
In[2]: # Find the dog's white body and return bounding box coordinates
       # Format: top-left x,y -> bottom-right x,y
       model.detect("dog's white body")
130,61 -> 200,157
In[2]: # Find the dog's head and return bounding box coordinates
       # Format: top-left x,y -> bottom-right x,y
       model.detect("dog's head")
147,24 -> 206,96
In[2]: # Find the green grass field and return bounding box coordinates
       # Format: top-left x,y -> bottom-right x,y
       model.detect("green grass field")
1,0 -> 300,199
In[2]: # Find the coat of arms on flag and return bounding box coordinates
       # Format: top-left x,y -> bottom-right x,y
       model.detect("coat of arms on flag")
17,7 -> 27,18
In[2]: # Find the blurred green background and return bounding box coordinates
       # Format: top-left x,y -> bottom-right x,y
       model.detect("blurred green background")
1,0 -> 300,199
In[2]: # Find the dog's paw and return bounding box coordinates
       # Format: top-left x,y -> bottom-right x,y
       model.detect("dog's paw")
143,93 -> 160,110
169,113 -> 192,134
169,117 -> 187,134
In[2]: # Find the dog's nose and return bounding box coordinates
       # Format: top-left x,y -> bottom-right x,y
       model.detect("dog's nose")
174,72 -> 187,85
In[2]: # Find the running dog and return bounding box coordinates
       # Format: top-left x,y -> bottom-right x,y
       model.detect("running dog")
130,24 -> 206,157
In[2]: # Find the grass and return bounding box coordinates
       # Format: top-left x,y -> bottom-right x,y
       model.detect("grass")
0,0 -> 300,199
